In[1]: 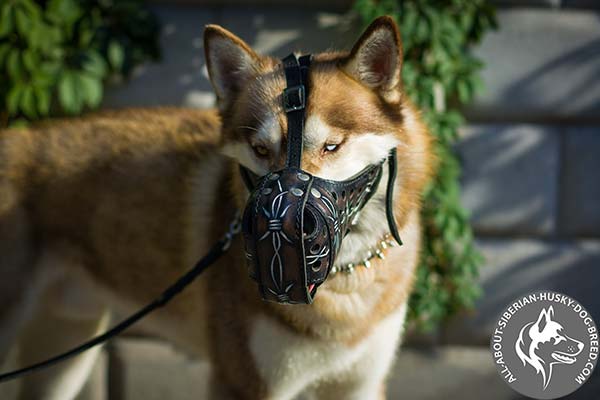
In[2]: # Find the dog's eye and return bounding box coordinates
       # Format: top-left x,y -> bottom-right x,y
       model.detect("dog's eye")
252,145 -> 269,158
323,143 -> 340,153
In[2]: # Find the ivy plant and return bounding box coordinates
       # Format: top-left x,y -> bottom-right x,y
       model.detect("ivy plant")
0,0 -> 160,127
354,0 -> 497,331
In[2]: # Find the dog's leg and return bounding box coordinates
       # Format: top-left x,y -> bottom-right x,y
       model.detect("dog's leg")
15,274 -> 110,400
0,191 -> 39,364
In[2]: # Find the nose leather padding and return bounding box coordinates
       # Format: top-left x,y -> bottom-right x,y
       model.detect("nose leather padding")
243,169 -> 315,303
242,163 -> 383,304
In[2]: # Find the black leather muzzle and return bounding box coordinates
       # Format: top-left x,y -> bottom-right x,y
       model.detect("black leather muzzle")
240,54 -> 402,304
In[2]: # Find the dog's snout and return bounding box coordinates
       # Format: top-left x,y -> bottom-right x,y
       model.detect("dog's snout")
578,342 -> 584,351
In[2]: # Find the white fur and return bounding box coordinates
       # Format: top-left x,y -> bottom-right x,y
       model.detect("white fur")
303,116 -> 331,151
257,114 -> 282,158
306,117 -> 399,181
249,304 -> 407,400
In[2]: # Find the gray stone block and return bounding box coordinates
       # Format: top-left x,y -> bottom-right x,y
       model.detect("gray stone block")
389,346 -> 517,400
466,9 -> 600,121
561,126 -> 600,236
108,338 -> 210,400
218,7 -> 360,57
493,0 -> 560,7
442,238 -> 600,345
154,0 -> 354,10
391,345 -> 599,400
102,7 -> 361,110
103,5 -> 218,109
457,124 -> 560,235
562,0 -> 600,8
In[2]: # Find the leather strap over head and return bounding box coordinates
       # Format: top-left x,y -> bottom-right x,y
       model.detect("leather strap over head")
282,53 -> 312,168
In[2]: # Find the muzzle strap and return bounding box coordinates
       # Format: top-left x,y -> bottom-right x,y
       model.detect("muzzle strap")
281,53 -> 311,169
386,148 -> 403,246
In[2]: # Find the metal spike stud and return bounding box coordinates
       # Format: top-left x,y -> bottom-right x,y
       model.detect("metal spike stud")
346,263 -> 355,274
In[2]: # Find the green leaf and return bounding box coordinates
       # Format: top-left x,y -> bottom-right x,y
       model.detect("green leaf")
79,73 -> 103,108
7,50 -> 23,80
20,85 -> 37,118
58,70 -> 81,114
34,86 -> 51,115
23,49 -> 37,72
82,51 -> 107,78
108,41 -> 125,71
7,85 -> 23,115
47,0 -> 82,26
0,4 -> 14,38
15,7 -> 31,37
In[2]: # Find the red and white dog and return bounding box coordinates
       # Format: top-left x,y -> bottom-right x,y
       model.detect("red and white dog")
0,17 -> 434,399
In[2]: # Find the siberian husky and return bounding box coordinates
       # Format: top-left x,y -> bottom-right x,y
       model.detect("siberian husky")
0,16 -> 434,399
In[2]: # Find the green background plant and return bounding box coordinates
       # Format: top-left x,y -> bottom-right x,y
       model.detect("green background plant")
0,0 -> 159,127
354,0 -> 497,331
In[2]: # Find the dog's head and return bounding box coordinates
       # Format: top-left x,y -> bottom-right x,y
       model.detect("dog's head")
203,17 -> 433,287
516,306 -> 584,389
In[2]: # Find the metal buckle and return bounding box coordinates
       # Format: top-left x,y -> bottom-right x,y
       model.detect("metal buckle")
283,85 -> 305,112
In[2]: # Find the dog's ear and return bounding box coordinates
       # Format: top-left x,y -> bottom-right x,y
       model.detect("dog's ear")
343,16 -> 403,103
204,25 -> 260,109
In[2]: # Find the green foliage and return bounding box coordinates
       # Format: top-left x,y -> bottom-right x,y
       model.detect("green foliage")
354,0 -> 497,331
0,0 -> 159,126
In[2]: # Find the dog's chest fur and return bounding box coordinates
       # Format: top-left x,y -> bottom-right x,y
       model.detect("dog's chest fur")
249,305 -> 407,400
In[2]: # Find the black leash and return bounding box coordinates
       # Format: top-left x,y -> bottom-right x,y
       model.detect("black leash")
0,213 -> 241,383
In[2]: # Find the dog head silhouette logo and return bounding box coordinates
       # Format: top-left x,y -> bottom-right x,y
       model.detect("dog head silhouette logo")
515,306 -> 584,390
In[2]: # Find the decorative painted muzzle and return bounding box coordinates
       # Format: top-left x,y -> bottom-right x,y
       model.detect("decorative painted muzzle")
240,53 -> 402,304
241,163 -> 383,304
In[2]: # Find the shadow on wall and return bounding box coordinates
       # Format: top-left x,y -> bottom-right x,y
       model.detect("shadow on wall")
456,124 -> 560,236
102,5 -> 359,110
467,9 -> 600,121
443,238 -> 600,346
502,38 -> 600,118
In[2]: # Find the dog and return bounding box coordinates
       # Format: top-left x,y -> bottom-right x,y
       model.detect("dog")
0,16 -> 434,399
515,306 -> 584,390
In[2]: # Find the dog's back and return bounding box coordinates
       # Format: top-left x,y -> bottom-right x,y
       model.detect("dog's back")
0,108 -> 228,389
